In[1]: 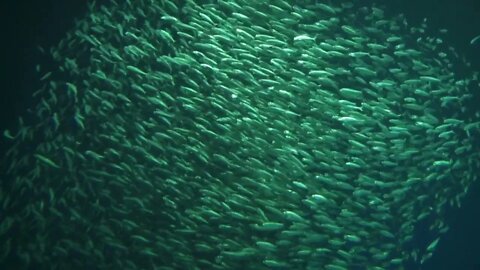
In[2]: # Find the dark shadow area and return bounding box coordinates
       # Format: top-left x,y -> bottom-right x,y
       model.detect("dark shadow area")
0,0 -> 86,156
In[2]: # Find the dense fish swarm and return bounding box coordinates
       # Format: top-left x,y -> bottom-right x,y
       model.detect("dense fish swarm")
1,0 -> 479,269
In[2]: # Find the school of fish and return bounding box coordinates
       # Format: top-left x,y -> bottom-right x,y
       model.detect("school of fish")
1,0 -> 479,269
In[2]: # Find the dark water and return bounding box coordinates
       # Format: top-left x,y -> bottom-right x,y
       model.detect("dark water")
0,0 -> 479,269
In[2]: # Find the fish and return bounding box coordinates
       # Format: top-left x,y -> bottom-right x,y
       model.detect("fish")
470,34 -> 480,45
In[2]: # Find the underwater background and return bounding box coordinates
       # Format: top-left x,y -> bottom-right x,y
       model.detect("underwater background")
1,0 -> 480,269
